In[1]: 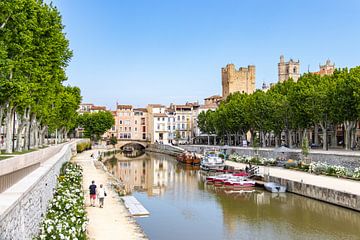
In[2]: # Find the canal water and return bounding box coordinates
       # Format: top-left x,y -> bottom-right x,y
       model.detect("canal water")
104,152 -> 360,240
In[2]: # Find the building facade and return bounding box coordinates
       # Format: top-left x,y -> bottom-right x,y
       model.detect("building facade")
278,55 -> 300,82
113,104 -> 148,141
221,64 -> 256,98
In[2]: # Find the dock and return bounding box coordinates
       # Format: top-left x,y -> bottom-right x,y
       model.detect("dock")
121,196 -> 150,216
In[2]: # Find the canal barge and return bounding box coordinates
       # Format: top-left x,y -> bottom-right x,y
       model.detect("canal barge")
176,152 -> 201,165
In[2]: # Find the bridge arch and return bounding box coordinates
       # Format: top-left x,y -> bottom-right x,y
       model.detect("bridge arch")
116,140 -> 148,149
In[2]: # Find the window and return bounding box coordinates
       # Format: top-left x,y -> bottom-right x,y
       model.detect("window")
182,132 -> 185,138
182,116 -> 185,120
125,127 -> 127,131
162,117 -> 165,121
141,118 -> 146,125
167,126 -> 170,130
135,127 -> 137,132
124,120 -> 130,125
177,124 -> 180,129
157,124 -> 160,130
135,120 -> 137,124
158,117 -> 160,121
177,116 -> 180,121
119,120 -> 123,124
182,124 -> 185,129
142,133 -> 146,140
129,127 -> 131,131
120,127 -> 123,131
173,126 -> 175,130
293,67 -> 297,73
168,118 -> 170,122
142,126 -> 146,132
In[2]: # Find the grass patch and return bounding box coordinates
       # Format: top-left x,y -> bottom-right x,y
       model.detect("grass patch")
0,156 -> 12,160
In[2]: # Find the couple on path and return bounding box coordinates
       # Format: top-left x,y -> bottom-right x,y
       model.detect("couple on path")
89,180 -> 107,208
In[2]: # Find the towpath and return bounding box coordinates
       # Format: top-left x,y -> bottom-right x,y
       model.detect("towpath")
73,150 -> 146,240
226,161 -> 360,195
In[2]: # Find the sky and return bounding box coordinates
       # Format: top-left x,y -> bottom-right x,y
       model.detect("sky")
50,0 -> 360,109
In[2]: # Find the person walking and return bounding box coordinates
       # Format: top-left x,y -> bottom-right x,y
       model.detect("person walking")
97,184 -> 107,208
89,180 -> 97,207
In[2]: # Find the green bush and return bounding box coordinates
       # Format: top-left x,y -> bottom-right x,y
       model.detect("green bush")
76,142 -> 91,153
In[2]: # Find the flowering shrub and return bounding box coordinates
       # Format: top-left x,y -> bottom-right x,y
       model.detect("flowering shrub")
309,162 -> 351,177
228,154 -> 276,165
35,163 -> 88,240
353,168 -> 360,179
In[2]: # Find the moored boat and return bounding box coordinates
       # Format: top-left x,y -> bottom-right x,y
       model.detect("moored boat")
264,182 -> 286,193
200,151 -> 225,171
177,152 -> 202,165
224,177 -> 256,188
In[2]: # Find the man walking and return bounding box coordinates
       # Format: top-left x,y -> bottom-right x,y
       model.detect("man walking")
89,180 -> 97,206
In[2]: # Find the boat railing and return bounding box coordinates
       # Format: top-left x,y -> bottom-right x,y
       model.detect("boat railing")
248,166 -> 260,178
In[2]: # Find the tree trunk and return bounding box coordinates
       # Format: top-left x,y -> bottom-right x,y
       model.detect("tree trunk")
207,135 -> 210,145
344,120 -> 356,150
34,117 -> 39,148
15,113 -> 26,152
314,124 -> 319,145
288,130 -> 293,148
4,106 -> 15,153
261,131 -> 266,148
29,114 -> 36,149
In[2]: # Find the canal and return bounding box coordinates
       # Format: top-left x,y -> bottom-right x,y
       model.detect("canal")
104,152 -> 360,240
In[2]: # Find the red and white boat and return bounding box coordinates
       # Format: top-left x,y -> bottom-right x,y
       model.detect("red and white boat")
206,173 -> 233,183
206,171 -> 249,184
224,177 -> 256,188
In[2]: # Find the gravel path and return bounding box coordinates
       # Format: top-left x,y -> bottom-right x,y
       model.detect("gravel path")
73,150 -> 147,240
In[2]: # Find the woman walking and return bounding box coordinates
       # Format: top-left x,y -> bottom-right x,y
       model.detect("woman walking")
97,184 -> 107,208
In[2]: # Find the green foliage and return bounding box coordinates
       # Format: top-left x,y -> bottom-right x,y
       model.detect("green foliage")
0,0 -> 81,152
76,141 -> 91,153
77,111 -> 115,141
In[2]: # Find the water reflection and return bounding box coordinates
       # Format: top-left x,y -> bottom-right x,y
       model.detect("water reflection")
104,152 -> 360,240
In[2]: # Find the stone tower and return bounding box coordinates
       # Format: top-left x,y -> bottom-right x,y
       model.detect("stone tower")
221,64 -> 256,98
318,59 -> 335,76
278,55 -> 300,83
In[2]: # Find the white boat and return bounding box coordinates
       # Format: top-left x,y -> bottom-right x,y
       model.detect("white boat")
200,152 -> 225,171
264,182 -> 286,193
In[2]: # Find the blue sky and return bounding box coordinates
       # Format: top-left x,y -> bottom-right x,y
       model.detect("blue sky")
51,0 -> 360,109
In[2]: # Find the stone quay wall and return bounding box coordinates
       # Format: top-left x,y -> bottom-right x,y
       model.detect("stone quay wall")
146,143 -> 184,157
264,175 -> 360,212
181,145 -> 360,169
0,140 -> 88,240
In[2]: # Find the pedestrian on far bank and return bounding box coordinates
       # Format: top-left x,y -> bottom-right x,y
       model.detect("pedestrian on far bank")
89,180 -> 97,207
98,184 -> 107,208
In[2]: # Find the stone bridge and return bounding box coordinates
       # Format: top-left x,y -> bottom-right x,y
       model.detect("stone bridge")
115,139 -> 149,149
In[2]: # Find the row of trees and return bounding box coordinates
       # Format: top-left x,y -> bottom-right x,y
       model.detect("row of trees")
0,0 -> 81,153
198,67 -> 360,150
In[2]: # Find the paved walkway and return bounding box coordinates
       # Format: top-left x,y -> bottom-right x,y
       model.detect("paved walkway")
226,161 -> 360,196
73,150 -> 146,240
